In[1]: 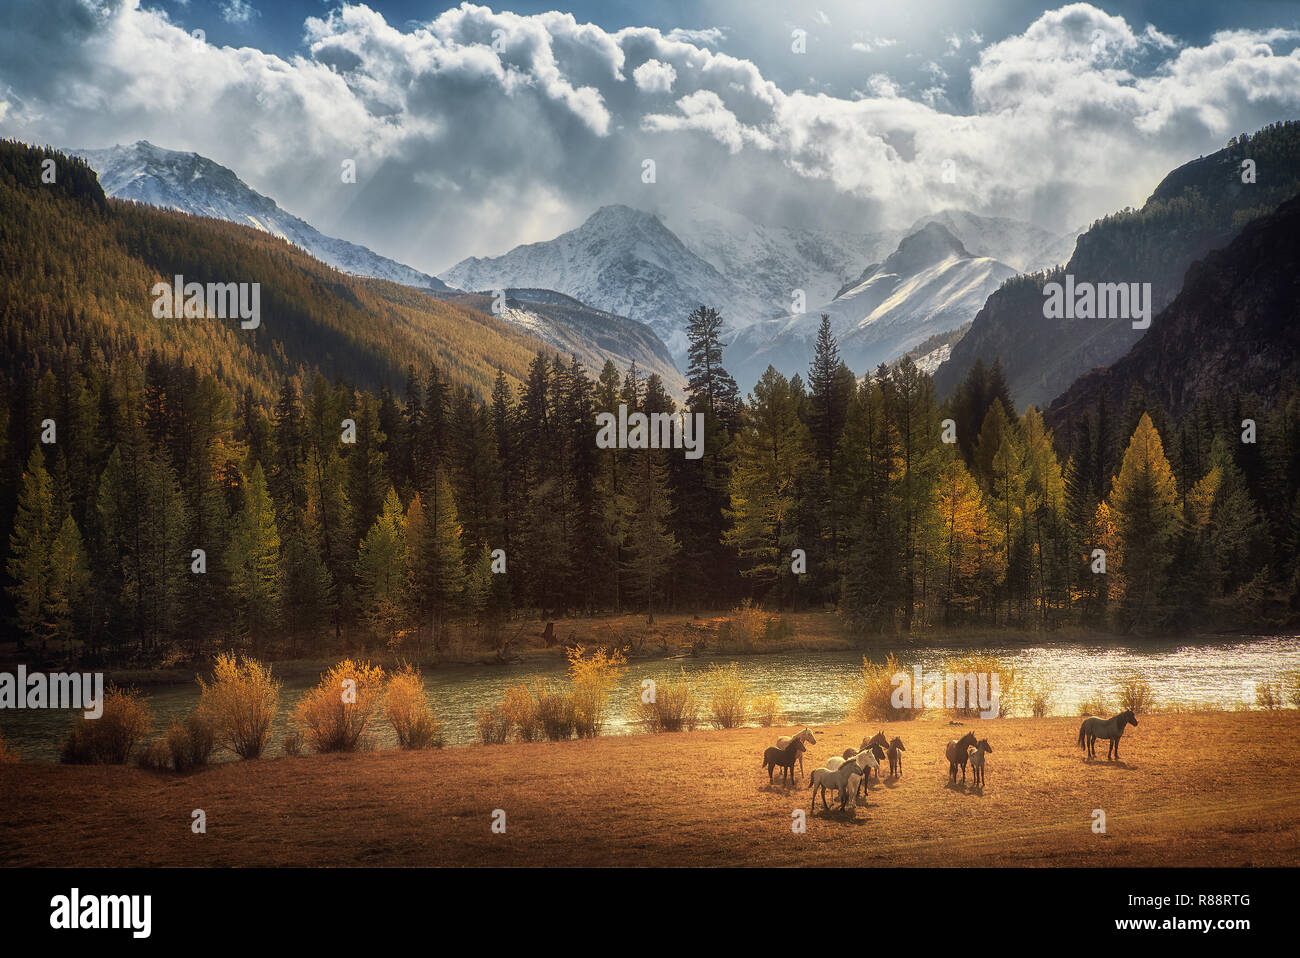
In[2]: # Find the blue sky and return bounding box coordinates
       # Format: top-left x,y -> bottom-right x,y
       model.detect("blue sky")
2,1 -> 1299,272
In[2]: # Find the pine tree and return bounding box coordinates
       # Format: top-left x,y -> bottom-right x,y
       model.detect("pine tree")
624,447 -> 678,623
724,366 -> 813,606
1107,413 -> 1180,632
226,462 -> 281,649
6,449 -> 56,645
357,487 -> 408,646
407,470 -> 466,652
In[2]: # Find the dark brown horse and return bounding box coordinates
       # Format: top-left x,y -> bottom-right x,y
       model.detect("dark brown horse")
862,731 -> 889,782
968,739 -> 992,786
1078,710 -> 1138,760
763,738 -> 806,784
886,736 -> 905,777
946,731 -> 979,783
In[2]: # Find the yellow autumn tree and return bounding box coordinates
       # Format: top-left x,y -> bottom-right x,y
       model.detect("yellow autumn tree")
930,458 -> 997,624
1106,413 -> 1179,632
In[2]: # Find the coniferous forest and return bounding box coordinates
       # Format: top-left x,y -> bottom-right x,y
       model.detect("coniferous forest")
3,140 -> 1300,668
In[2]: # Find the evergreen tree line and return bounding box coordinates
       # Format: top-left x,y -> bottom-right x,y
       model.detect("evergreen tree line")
4,306 -> 1298,665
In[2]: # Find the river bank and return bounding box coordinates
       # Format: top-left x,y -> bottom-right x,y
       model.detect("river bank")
3,712 -> 1297,867
3,610 -> 1286,689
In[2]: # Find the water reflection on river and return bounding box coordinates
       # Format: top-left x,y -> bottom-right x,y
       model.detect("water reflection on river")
3,636 -> 1299,761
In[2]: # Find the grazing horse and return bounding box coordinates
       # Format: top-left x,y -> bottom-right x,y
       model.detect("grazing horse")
762,738 -> 806,784
886,736 -> 905,777
776,728 -> 818,775
967,739 -> 992,786
1078,710 -> 1138,761
946,731 -> 979,783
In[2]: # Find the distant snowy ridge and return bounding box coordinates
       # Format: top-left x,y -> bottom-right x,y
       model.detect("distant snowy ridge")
73,141 -> 451,291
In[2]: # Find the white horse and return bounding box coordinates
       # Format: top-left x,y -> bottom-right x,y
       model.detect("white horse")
776,728 -> 817,774
810,749 -> 878,811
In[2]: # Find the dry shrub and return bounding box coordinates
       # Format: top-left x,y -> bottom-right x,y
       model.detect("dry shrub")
706,662 -> 749,729
717,600 -> 793,650
1020,676 -> 1057,718
532,679 -> 577,741
1078,692 -> 1112,716
61,684 -> 151,765
1115,672 -> 1156,714
198,652 -> 281,759
136,739 -> 172,771
385,666 -> 444,749
0,729 -> 17,764
634,669 -> 700,733
475,704 -> 510,745
750,690 -> 782,727
849,653 -> 916,722
1282,670 -> 1300,709
945,653 -> 1017,718
1256,681 -> 1284,711
500,683 -> 541,742
166,709 -> 216,772
567,645 -> 627,738
282,730 -> 303,757
292,660 -> 386,753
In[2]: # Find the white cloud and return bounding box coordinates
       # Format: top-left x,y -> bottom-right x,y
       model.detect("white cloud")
664,27 -> 725,47
633,58 -> 676,94
1,2 -> 1298,270
219,0 -> 258,25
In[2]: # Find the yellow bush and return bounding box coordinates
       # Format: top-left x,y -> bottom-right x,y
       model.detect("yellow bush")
634,669 -> 700,732
750,690 -> 782,727
500,683 -> 541,742
1019,676 -> 1057,718
531,679 -> 577,741
849,653 -> 916,722
706,662 -> 749,729
166,709 -> 216,772
1256,681 -> 1284,711
384,666 -> 444,749
61,684 -> 152,765
292,660 -> 386,753
1078,692 -> 1113,716
1281,670 -> 1300,709
197,652 -> 281,759
567,645 -> 627,738
1115,672 -> 1156,713
944,653 -> 1017,718
475,704 -> 510,745
717,600 -> 794,650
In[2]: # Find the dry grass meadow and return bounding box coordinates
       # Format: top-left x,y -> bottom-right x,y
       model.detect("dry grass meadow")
2,711 -> 1298,867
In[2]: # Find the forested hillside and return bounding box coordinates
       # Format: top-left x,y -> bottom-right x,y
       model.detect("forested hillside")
5,142 -> 1300,668
935,120 -> 1300,408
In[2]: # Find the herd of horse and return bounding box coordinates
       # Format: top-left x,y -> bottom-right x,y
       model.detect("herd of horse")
760,709 -> 1140,814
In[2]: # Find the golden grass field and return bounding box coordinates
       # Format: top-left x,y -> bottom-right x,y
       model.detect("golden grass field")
2,711 -> 1298,867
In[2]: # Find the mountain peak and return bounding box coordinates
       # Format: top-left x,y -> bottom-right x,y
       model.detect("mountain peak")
891,221 -> 971,263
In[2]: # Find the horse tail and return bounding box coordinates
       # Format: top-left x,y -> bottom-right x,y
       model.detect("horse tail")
1077,724 -> 1086,749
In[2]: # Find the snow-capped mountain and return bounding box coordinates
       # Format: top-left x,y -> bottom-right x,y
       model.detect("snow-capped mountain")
431,288 -> 685,394
660,201 -> 900,322
73,141 -> 451,291
726,223 -> 1017,386
441,204 -> 774,362
908,210 -> 1079,274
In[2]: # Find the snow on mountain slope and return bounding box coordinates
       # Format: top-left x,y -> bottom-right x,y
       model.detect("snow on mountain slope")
73,141 -> 451,291
431,288 -> 685,394
726,223 -> 1016,386
661,201 -> 900,320
441,205 -> 776,363
909,210 -> 1079,273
